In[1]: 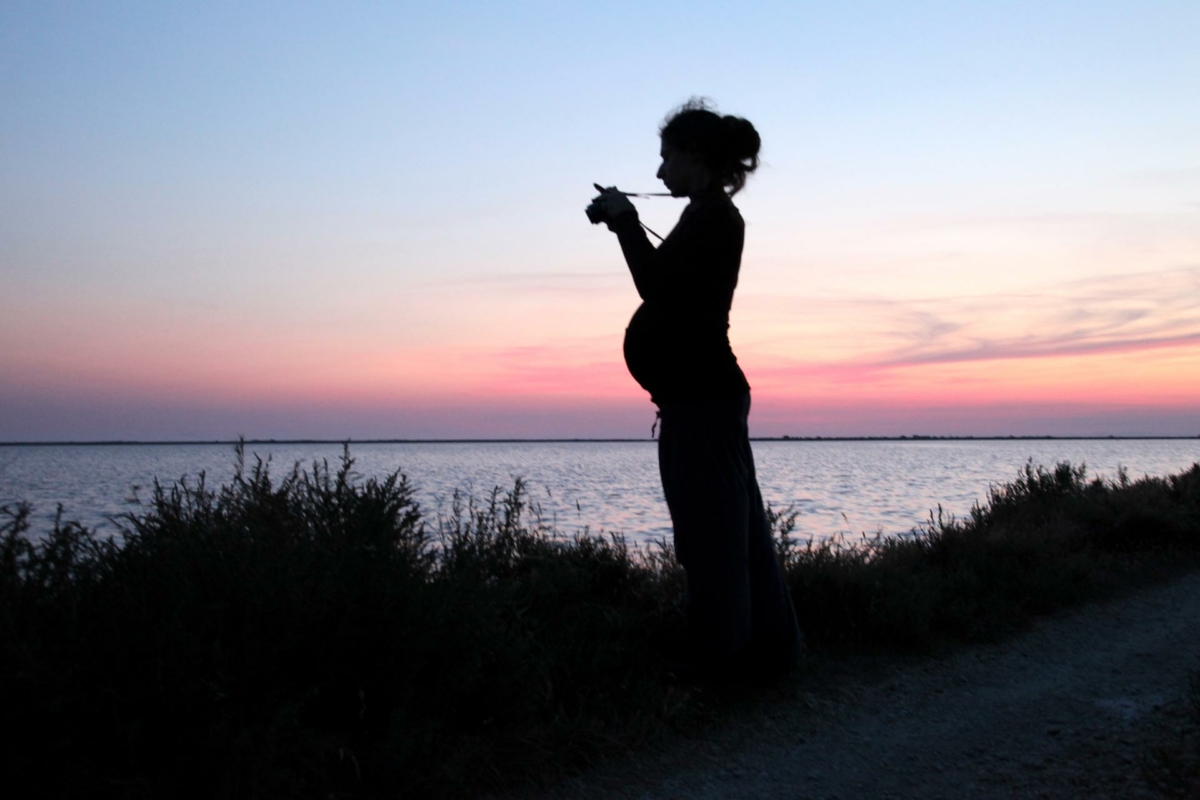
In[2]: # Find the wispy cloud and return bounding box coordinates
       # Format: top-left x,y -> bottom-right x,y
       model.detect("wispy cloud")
419,270 -> 628,295
1123,166 -> 1200,187
876,266 -> 1200,366
745,265 -> 1200,373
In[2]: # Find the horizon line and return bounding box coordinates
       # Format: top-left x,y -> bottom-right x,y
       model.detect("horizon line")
2,435 -> 1199,447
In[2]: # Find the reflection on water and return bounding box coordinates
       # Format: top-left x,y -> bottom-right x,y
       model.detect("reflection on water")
1,440 -> 1197,546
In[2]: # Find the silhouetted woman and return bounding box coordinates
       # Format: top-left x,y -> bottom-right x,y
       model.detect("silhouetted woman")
591,99 -> 804,677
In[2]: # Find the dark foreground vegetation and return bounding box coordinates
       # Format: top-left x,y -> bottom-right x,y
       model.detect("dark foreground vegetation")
2,447 -> 1199,798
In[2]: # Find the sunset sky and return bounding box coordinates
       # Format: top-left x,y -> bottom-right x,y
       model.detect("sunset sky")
2,1 -> 1198,440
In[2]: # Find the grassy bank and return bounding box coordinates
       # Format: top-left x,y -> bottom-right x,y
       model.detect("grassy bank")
2,448 -> 1198,798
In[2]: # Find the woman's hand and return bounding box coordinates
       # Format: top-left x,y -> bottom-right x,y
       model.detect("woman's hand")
595,186 -> 637,227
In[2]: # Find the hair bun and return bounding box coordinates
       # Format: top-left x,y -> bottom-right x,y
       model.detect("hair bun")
660,99 -> 761,194
723,115 -> 761,163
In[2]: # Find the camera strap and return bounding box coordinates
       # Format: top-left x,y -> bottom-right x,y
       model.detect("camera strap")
640,221 -> 664,242
595,185 -> 670,241
619,191 -> 670,242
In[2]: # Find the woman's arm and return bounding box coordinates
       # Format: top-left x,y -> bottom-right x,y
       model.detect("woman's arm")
609,214 -> 660,300
611,202 -> 736,302
592,188 -> 662,300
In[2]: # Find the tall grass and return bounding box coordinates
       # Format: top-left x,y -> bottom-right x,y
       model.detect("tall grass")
2,448 -> 1198,797
783,461 -> 1200,649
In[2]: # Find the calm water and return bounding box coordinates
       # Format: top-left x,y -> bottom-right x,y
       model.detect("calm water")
1,440 -> 1197,545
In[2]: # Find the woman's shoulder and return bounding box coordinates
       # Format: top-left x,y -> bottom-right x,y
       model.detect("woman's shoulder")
687,192 -> 743,228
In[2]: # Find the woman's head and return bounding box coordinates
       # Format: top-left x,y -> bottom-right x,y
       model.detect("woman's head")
658,98 -> 761,196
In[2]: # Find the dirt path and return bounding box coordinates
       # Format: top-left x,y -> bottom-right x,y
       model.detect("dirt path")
517,572 -> 1200,799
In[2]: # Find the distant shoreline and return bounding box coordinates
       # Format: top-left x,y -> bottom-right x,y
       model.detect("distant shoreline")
2,435 -> 1198,446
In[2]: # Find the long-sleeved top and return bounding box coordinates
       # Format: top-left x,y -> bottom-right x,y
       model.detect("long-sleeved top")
614,190 -> 751,406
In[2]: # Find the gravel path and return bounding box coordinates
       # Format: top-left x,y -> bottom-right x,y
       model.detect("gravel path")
516,571 -> 1200,799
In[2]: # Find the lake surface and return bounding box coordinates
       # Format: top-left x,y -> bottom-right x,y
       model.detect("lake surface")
1,440 -> 1197,545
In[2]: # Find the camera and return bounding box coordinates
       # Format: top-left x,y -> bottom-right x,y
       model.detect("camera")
584,184 -> 665,241
585,185 -> 610,225
585,198 -> 608,225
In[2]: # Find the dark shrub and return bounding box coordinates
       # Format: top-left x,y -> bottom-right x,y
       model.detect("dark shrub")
3,451 -> 1198,797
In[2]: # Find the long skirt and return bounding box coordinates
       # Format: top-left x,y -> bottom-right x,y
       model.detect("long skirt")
657,392 -> 805,674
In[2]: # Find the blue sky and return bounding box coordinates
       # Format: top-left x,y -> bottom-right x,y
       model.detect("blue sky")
2,1 -> 1198,439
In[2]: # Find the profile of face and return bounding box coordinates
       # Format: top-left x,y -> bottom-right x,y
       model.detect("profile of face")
657,141 -> 711,198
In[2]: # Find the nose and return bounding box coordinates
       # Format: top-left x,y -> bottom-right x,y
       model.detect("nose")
656,163 -> 665,180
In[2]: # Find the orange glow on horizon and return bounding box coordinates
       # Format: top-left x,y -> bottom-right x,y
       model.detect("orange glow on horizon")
8,330 -> 1195,419
4,263 -> 1198,438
